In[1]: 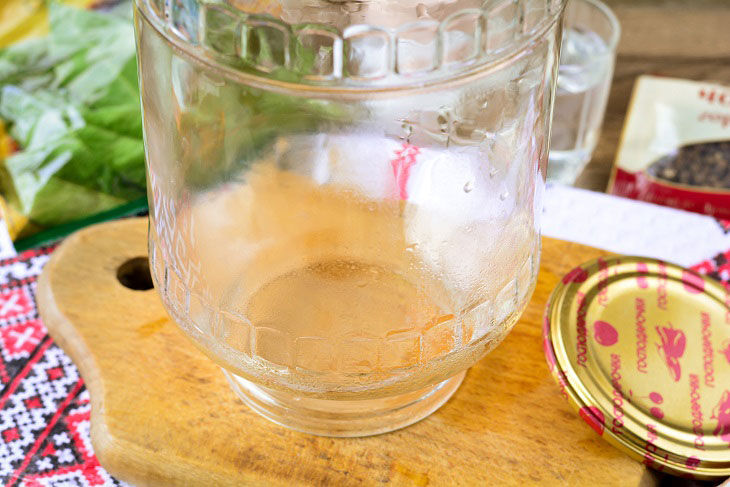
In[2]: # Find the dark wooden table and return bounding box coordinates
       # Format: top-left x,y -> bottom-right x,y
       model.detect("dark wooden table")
574,0 -> 730,192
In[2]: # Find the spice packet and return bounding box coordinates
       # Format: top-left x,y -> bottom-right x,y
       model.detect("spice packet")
609,76 -> 730,219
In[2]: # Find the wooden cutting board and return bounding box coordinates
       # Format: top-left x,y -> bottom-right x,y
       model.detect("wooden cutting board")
36,218 -> 659,487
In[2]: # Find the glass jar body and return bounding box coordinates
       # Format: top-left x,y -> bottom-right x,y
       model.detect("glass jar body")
136,0 -> 562,436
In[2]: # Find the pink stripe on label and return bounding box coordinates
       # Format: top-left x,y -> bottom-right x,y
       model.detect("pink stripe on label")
390,143 -> 420,200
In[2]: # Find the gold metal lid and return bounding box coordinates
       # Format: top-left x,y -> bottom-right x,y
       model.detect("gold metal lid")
544,256 -> 730,480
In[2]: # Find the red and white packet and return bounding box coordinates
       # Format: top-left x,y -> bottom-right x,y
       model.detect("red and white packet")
609,75 -> 730,219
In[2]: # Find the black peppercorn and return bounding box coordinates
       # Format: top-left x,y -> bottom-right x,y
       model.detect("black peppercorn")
648,141 -> 730,189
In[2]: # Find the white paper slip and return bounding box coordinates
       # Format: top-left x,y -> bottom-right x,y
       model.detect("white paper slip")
542,184 -> 730,267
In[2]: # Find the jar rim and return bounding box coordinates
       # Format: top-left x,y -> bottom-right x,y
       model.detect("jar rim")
134,0 -> 566,95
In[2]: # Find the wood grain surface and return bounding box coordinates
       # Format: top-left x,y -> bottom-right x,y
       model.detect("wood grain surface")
35,218 -> 665,486
574,0 -> 730,192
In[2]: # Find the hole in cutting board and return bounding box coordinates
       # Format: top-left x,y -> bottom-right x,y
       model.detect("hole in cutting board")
117,257 -> 154,291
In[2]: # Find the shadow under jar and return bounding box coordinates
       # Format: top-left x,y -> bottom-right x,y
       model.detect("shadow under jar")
135,0 -> 565,437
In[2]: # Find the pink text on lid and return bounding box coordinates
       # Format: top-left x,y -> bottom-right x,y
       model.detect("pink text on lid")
643,423 -> 667,471
656,325 -> 686,382
610,353 -> 625,435
656,261 -> 668,311
701,312 -> 715,389
575,291 -> 588,367
721,340 -> 730,366
635,297 -> 648,374
689,374 -> 705,450
712,390 -> 730,446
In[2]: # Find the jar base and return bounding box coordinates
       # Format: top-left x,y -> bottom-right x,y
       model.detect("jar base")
222,370 -> 466,437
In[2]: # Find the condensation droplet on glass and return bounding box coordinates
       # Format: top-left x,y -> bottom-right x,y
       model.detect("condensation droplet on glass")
489,167 -> 498,178
406,243 -> 419,253
463,181 -> 473,193
499,190 -> 509,201
437,107 -> 449,135
481,100 -> 489,109
400,121 -> 413,141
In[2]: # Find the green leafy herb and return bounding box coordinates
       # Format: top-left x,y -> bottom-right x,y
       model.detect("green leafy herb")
0,1 -> 145,235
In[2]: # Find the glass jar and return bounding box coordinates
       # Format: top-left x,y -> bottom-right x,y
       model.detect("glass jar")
135,0 -> 565,436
